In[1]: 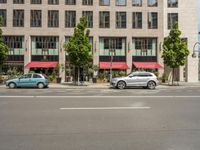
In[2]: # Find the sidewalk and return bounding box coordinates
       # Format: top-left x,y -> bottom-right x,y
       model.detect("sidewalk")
49,81 -> 200,89
1,82 -> 200,89
49,82 -> 111,89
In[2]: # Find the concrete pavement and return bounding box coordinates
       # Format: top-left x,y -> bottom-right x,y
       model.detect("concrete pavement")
0,96 -> 200,150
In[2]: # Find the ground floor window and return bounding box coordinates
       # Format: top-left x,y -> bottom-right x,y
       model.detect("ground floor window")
132,38 -> 157,56
31,36 -> 59,56
3,36 -> 24,55
99,37 -> 126,56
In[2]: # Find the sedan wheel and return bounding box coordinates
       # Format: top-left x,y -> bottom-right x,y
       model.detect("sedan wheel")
147,81 -> 156,90
38,83 -> 44,89
9,83 -> 16,89
117,81 -> 126,89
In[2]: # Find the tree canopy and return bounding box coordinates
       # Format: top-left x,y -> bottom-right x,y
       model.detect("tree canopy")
0,17 -> 8,66
162,23 -> 189,69
162,23 -> 189,84
64,16 -> 92,67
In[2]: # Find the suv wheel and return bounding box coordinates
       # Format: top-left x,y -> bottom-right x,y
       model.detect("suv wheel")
147,81 -> 156,90
37,83 -> 44,89
9,83 -> 16,89
117,81 -> 126,89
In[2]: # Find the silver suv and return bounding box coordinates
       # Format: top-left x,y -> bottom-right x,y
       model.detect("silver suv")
111,71 -> 159,89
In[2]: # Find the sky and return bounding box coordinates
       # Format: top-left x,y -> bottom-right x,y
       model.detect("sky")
199,0 -> 200,31
198,0 -> 200,43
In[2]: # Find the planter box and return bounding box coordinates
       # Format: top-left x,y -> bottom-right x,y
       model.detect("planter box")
97,79 -> 107,83
56,77 -> 61,83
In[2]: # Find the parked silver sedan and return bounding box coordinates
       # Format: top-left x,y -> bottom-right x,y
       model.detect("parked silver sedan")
111,71 -> 159,89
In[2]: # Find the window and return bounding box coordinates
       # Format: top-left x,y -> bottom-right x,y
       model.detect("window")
148,0 -> 157,7
99,37 -> 126,56
82,0 -> 93,5
168,13 -> 178,29
132,12 -> 142,29
22,74 -> 32,78
31,10 -> 42,27
132,0 -> 142,6
48,10 -> 59,27
13,10 -> 24,27
99,11 -> 110,28
148,12 -> 158,29
3,36 -> 24,55
65,11 -> 76,28
168,0 -> 178,7
31,36 -> 59,55
89,37 -> 93,53
99,0 -> 109,6
132,38 -> 157,56
116,12 -> 126,28
48,0 -> 59,4
0,0 -> 6,3
82,11 -> 93,28
138,73 -> 153,77
0,9 -> 6,27
116,0 -> 126,6
13,0 -> 24,4
33,74 -> 42,78
31,0 -> 41,4
65,0 -> 76,5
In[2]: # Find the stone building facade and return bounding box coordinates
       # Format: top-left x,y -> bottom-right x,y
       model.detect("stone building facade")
0,0 -> 198,82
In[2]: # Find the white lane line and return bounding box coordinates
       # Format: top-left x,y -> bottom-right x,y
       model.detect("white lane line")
60,106 -> 151,110
1,95 -> 200,98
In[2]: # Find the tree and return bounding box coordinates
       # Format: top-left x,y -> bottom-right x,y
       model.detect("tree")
0,17 -> 9,72
64,16 -> 92,85
162,23 -> 189,85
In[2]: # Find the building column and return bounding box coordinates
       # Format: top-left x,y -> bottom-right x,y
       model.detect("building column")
91,35 -> 99,78
158,38 -> 164,78
186,56 -> 199,82
59,36 -> 66,83
127,36 -> 132,74
24,35 -> 31,74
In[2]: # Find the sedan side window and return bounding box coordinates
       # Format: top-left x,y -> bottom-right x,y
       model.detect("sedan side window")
33,74 -> 42,78
22,74 -> 32,79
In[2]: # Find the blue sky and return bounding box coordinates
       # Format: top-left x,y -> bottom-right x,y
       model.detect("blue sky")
199,0 -> 200,31
198,0 -> 200,43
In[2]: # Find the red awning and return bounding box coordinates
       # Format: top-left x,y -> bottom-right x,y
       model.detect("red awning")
100,62 -> 129,69
25,61 -> 58,68
133,62 -> 162,69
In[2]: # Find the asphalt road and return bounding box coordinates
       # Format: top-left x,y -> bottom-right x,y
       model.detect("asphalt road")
0,87 -> 200,150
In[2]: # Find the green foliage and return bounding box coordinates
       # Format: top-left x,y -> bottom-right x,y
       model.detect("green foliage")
64,16 -> 92,67
97,73 -> 106,80
49,71 -> 56,82
7,68 -> 23,79
118,71 -> 126,76
161,73 -> 168,82
162,23 -> 189,69
0,17 -> 9,66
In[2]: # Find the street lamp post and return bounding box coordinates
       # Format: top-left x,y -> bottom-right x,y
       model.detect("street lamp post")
192,42 -> 200,58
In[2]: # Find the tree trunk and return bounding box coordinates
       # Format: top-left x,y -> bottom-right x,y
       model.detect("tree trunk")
0,65 -> 2,74
77,66 -> 80,86
172,68 -> 174,85
73,66 -> 76,85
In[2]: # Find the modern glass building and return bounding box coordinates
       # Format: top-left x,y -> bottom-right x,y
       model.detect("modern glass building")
0,0 -> 199,82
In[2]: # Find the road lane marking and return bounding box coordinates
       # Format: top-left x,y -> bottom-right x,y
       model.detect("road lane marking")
1,96 -> 200,98
60,106 -> 151,110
